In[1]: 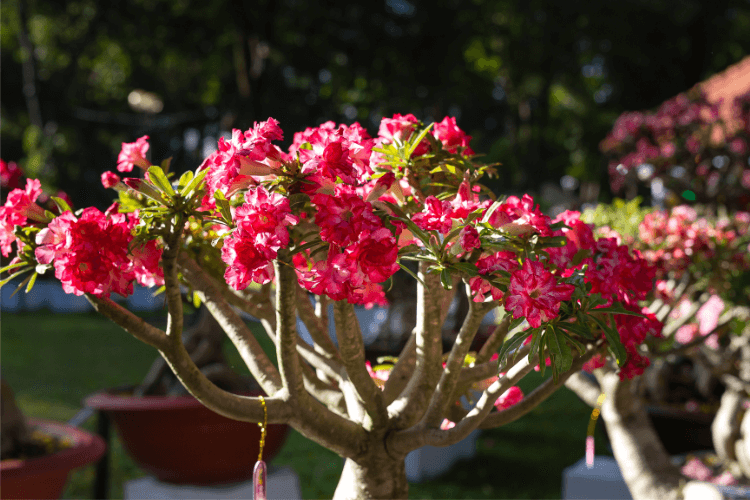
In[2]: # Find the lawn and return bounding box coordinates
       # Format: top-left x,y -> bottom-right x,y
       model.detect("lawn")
1,310 -> 611,499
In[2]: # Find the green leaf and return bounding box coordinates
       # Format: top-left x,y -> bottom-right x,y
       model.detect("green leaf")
440,268 -> 453,290
0,267 -> 32,288
590,314 -> 627,366
10,273 -> 34,298
528,328 -> 543,363
555,320 -> 595,340
192,291 -> 201,308
548,325 -> 573,373
290,240 -> 325,257
25,272 -> 38,293
148,166 -> 176,197
177,170 -> 194,190
451,262 -> 479,277
497,328 -> 531,367
50,196 -> 73,214
405,123 -> 434,158
544,332 -> 560,381
160,156 -> 173,175
0,261 -> 31,274
180,167 -> 209,197
592,304 -> 645,317
214,190 -> 232,223
399,263 -> 425,287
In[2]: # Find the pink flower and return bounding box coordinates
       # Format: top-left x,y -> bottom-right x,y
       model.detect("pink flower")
35,208 -> 136,297
486,194 -> 551,236
433,116 -> 474,155
221,229 -> 276,289
130,239 -> 164,288
313,190 -> 381,247
378,113 -> 419,143
681,458 -> 712,482
697,295 -> 725,335
101,171 -> 121,189
412,196 -> 455,235
494,385 -> 523,411
347,228 -> 399,284
0,159 -> 23,190
117,136 -> 150,172
457,226 -> 481,253
505,259 -> 575,328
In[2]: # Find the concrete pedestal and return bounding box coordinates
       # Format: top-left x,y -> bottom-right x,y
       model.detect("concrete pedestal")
123,465 -> 301,499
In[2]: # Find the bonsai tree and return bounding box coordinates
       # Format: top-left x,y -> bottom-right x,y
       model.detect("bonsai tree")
1,115 -> 657,499
563,82 -> 750,500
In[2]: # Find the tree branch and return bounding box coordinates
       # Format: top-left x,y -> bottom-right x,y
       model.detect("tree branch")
422,298 -> 493,428
296,284 -> 342,363
176,251 -> 282,395
387,263 -> 444,429
382,331 -> 417,405
333,301 -> 387,429
85,294 -> 290,423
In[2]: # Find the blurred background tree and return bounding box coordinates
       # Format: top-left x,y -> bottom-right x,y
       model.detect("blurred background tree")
2,0 -> 749,209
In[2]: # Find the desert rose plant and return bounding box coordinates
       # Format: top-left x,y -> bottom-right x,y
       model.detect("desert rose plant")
565,200 -> 750,500
1,115 -> 657,499
601,88 -> 750,210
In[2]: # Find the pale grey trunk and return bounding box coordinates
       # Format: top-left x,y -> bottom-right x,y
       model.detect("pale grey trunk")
595,371 -> 682,500
332,445 -> 408,500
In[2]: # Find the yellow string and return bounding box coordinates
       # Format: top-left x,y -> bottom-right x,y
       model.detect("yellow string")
587,393 -> 606,436
257,395 -> 267,462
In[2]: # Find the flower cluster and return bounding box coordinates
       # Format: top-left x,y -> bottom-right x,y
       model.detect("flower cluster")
34,206 -> 163,297
601,89 -> 750,209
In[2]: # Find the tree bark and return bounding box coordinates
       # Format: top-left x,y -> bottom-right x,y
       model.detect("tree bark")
595,371 -> 682,500
332,442 -> 409,500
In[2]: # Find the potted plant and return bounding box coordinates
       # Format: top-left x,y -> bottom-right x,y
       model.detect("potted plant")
1,114 -> 658,499
1,380 -> 106,500
563,83 -> 750,500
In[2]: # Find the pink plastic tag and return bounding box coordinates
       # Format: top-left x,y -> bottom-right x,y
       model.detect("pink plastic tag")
254,460 -> 267,500
585,435 -> 595,469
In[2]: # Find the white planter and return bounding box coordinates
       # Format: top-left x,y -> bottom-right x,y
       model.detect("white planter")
405,429 -> 480,483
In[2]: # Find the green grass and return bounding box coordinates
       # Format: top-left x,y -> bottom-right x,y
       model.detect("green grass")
1,311 -> 610,499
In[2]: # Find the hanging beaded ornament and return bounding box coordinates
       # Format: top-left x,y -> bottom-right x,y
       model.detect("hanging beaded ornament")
586,393 -> 606,469
254,395 -> 268,500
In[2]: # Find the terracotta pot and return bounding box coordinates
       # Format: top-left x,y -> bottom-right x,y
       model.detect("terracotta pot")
84,389 -> 289,485
0,419 -> 106,500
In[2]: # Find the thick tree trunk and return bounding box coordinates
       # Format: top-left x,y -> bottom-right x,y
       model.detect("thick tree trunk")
595,371 -> 682,500
332,444 -> 408,500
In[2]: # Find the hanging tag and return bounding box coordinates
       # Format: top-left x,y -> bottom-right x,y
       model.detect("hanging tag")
253,460 -> 267,500
253,395 -> 268,500
586,393 -> 606,469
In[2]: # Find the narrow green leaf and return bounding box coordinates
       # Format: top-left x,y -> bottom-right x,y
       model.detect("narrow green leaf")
0,267 -> 32,288
545,332 -> 560,382
25,272 -> 38,293
399,263 -> 425,286
160,156 -> 173,175
497,328 -> 531,367
405,123 -> 434,158
591,314 -> 627,366
0,261 -> 31,274
549,326 -> 573,373
180,167 -> 209,197
10,273 -> 33,298
592,305 -> 645,318
148,166 -> 176,196
192,291 -> 201,308
50,196 -> 72,214
440,268 -> 452,290
214,190 -> 232,223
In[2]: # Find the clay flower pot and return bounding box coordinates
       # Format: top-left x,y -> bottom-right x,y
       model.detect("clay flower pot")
84,389 -> 289,485
0,419 -> 106,500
